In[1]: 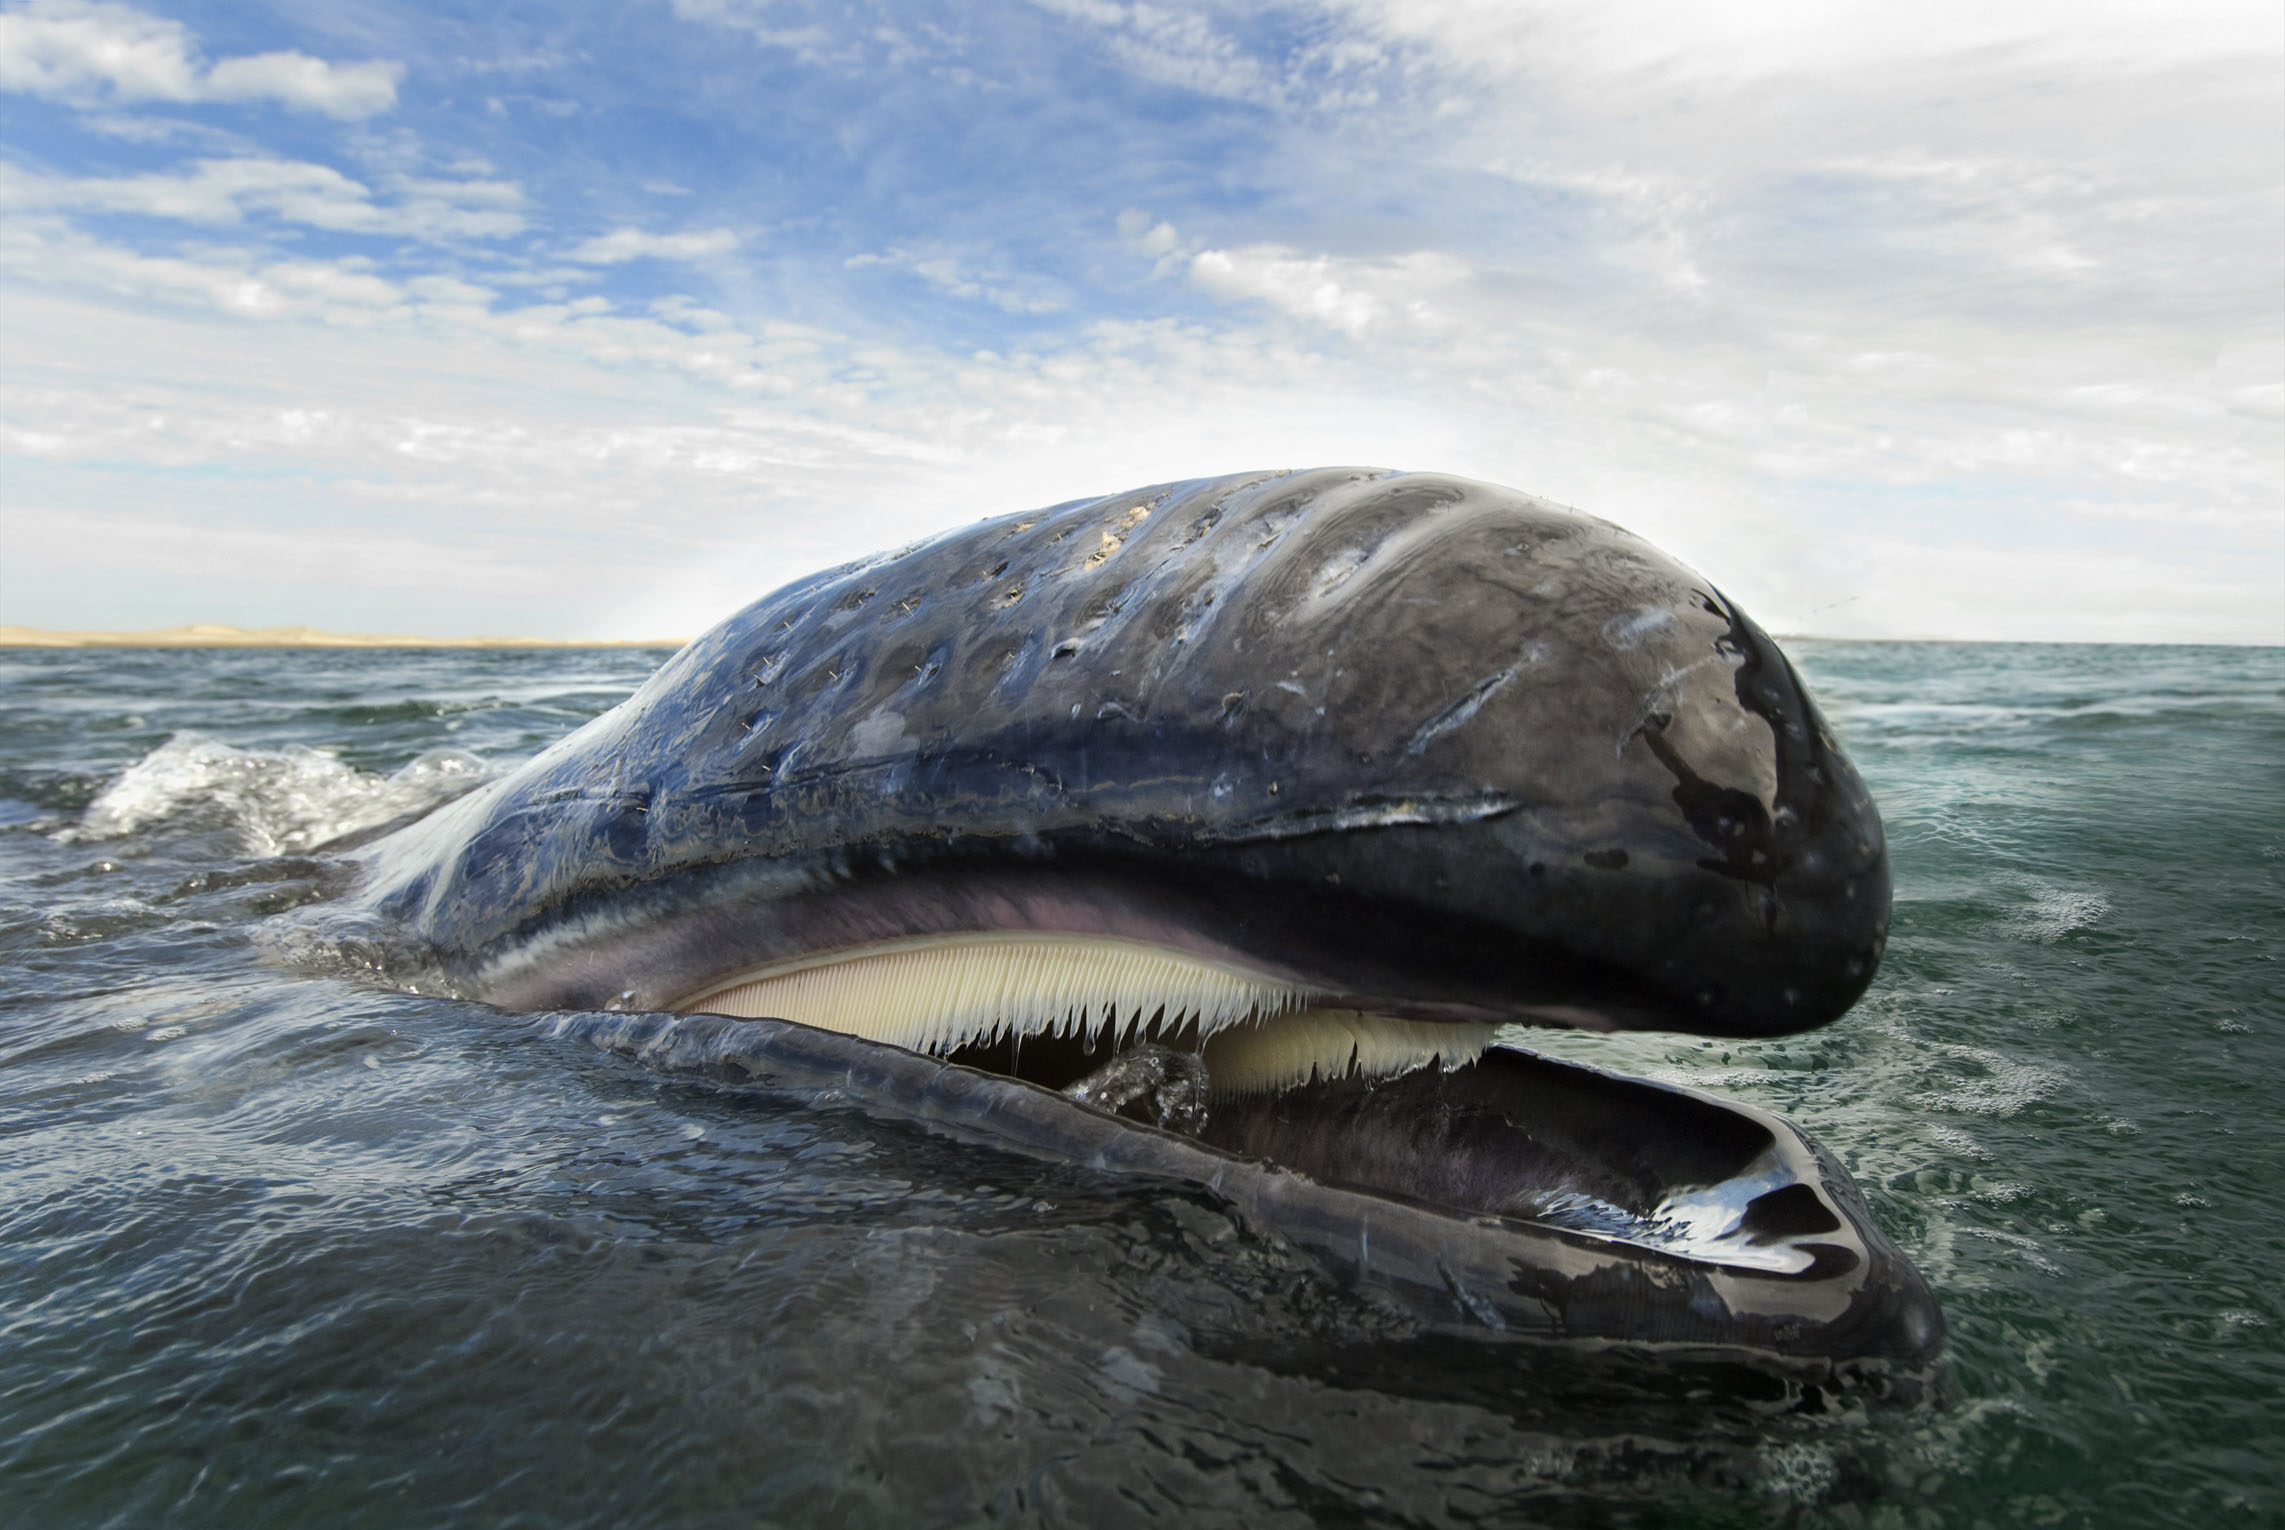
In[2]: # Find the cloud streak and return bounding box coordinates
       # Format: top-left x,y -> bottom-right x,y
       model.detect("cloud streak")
567,227 -> 741,264
0,156 -> 524,237
0,0 -> 400,118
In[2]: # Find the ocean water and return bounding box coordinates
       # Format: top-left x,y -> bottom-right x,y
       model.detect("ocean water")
0,641 -> 2277,1528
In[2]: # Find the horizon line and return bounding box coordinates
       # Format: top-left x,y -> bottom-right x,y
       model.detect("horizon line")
0,623 -> 689,650
1,622 -> 2278,652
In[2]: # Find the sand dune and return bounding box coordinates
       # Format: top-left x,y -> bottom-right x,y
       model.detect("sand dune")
0,623 -> 686,650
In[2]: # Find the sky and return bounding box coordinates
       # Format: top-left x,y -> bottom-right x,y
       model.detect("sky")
0,0 -> 2277,643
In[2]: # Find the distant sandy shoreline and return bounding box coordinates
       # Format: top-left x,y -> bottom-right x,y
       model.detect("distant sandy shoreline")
0,623 -> 688,650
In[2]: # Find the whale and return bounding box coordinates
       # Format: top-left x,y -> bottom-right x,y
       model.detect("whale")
318,467 -> 1940,1375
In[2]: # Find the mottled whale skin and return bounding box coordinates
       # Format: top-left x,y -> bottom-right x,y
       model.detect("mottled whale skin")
357,467 -> 1887,1035
336,467 -> 1937,1372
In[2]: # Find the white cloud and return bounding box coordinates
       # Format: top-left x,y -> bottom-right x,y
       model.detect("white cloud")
0,0 -> 201,101
0,217 -> 843,394
1115,207 -> 1187,278
1188,245 -> 1468,336
2,217 -> 2276,644
262,259 -> 400,309
77,109 -> 251,147
1029,0 -> 1271,101
664,0 -> 835,57
3,175 -> 2277,643
1803,536 -> 2282,645
1333,0 -> 2270,86
847,246 -> 1064,314
0,220 -> 434,318
402,273 -> 493,306
0,0 -> 402,119
1030,0 -> 1398,114
1116,208 -> 1177,258
202,49 -> 399,119
0,156 -> 525,238
567,226 -> 741,263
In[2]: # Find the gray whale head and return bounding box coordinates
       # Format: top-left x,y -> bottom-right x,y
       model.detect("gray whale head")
324,467 -> 1933,1368
354,466 -> 1887,1042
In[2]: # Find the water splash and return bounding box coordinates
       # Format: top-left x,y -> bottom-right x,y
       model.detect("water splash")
65,732 -> 492,855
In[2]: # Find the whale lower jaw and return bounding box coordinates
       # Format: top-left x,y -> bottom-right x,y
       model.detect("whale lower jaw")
664,931 -> 1498,1097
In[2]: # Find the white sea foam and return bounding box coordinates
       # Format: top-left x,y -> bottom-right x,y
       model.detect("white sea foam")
1908,1042 -> 2066,1117
1928,1125 -> 1993,1161
66,732 -> 492,855
1751,1442 -> 1839,1504
2002,880 -> 2111,943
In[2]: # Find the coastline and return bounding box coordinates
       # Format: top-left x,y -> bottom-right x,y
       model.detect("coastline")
0,623 -> 688,650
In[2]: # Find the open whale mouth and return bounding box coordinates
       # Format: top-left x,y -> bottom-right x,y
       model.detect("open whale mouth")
653,928 -> 1891,1293
565,960 -> 1945,1367
667,930 -> 1497,1099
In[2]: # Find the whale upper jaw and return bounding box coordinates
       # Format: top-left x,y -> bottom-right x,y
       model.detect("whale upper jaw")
348,467 -> 1889,1050
322,461 -> 1892,1123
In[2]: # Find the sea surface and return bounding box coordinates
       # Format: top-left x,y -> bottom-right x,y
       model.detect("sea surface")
0,641 -> 2277,1528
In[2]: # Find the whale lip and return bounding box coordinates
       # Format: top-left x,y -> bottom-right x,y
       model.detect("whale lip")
442,856 -> 1698,1049
445,833 -> 1859,1045
556,1007 -> 1948,1374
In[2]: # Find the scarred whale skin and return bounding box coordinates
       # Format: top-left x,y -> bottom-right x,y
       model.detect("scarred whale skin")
353,466 -> 1888,1038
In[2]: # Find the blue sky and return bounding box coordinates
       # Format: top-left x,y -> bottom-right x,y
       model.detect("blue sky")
1,0 -> 2278,641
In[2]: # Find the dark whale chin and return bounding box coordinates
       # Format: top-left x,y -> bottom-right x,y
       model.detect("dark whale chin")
558,1009 -> 1944,1377
314,467 -> 1937,1371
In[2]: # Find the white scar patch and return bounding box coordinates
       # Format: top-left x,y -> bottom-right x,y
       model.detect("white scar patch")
667,932 -> 1491,1093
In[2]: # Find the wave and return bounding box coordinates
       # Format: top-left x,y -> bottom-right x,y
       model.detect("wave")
63,733 -> 494,856
2001,882 -> 2111,943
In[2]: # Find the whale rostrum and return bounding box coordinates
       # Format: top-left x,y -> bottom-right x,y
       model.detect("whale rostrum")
323,467 -> 1938,1371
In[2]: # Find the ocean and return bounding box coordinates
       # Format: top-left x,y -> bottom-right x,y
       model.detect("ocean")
0,641 -> 2277,1528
